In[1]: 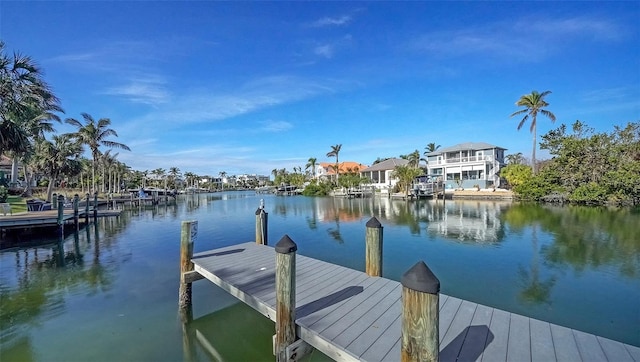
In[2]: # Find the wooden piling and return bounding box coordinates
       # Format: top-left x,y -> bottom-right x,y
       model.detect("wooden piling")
93,191 -> 98,218
179,220 -> 198,316
365,217 -> 383,277
85,193 -> 90,217
255,205 -> 268,245
57,194 -> 65,236
52,193 -> 58,209
73,194 -> 79,225
401,261 -> 440,362
275,235 -> 297,362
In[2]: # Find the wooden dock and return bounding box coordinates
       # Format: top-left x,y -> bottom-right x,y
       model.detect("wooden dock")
0,209 -> 120,229
191,241 -> 640,361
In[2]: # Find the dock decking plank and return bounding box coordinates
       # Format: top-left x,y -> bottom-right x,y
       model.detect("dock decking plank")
530,318 -> 556,362
360,314 -> 400,361
332,284 -> 400,352
345,291 -> 401,358
507,313 -> 531,362
550,324 -> 582,362
481,308 -> 510,362
574,329 -> 608,361
456,303 -> 493,362
438,296 -> 463,344
440,300 -> 477,362
597,336 -> 634,362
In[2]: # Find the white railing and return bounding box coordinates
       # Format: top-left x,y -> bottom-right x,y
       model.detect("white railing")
433,155 -> 494,165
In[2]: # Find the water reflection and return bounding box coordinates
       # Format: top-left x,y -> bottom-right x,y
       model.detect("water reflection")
503,204 -> 640,278
0,216 -> 134,350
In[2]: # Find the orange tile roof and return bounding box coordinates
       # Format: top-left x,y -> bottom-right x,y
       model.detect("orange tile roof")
319,161 -> 369,175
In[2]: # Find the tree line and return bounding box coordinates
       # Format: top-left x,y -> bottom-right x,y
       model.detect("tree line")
501,120 -> 639,206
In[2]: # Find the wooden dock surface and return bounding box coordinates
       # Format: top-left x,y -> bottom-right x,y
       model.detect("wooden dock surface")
192,242 -> 640,361
0,209 -> 120,229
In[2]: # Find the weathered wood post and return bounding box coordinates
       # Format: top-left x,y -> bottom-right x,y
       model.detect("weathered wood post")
85,193 -> 90,221
255,200 -> 268,245
365,216 -> 383,277
275,235 -> 297,362
179,220 -> 198,317
93,191 -> 98,219
57,194 -> 65,236
401,261 -> 440,362
73,194 -> 79,226
52,193 -> 58,209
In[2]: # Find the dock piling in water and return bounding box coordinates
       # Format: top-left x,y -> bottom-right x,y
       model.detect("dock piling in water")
179,220 -> 198,317
93,192 -> 98,219
73,194 -> 79,225
401,261 -> 440,362
275,235 -> 297,361
365,217 -> 383,277
255,201 -> 268,245
57,194 -> 65,236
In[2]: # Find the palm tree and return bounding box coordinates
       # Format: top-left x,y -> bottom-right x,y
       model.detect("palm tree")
326,144 -> 342,181
306,157 -> 317,179
510,90 -> 556,174
506,152 -> 526,165
218,171 -> 227,190
65,113 -> 131,192
1,42 -> 62,158
32,134 -> 82,201
169,167 -> 180,189
392,164 -> 423,197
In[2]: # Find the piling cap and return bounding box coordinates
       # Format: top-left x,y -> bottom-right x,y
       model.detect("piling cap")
255,207 -> 262,215
57,194 -> 65,200
366,216 -> 382,228
275,234 -> 297,254
401,261 -> 440,294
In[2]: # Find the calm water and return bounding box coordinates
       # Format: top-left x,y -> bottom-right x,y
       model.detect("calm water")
1,192 -> 639,361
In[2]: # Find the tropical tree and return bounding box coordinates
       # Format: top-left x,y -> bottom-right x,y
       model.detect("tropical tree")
32,134 -> 82,201
169,167 -> 180,189
326,144 -> 342,181
65,113 -> 131,192
424,143 -> 441,154
218,171 -> 227,190
306,157 -> 317,179
400,150 -> 421,168
505,152 -> 526,165
510,90 -> 556,174
0,41 -> 62,157
392,164 -> 423,197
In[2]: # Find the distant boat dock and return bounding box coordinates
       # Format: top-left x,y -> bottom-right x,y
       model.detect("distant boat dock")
178,217 -> 640,361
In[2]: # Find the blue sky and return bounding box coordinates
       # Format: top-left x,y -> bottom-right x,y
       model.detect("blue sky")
2,1 -> 639,176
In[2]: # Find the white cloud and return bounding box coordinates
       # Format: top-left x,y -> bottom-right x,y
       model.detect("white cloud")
409,16 -> 622,61
314,44 -> 334,59
310,15 -> 352,27
104,77 -> 169,105
259,120 -> 293,132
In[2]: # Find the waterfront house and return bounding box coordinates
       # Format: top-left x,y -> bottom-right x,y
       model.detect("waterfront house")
359,158 -> 409,193
425,142 -> 506,189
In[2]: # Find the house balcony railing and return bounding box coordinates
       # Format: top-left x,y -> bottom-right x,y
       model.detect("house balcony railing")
432,155 -> 494,165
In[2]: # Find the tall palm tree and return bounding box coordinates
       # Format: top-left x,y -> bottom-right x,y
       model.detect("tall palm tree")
326,144 -> 342,181
306,157 -> 317,179
65,113 -> 131,192
510,90 -> 556,174
169,167 -> 180,189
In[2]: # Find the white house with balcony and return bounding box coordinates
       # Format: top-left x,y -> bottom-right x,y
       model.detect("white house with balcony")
425,142 -> 506,189
359,158 -> 409,193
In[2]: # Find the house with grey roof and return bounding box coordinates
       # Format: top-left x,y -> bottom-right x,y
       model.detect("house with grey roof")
359,158 -> 409,192
425,142 -> 506,189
